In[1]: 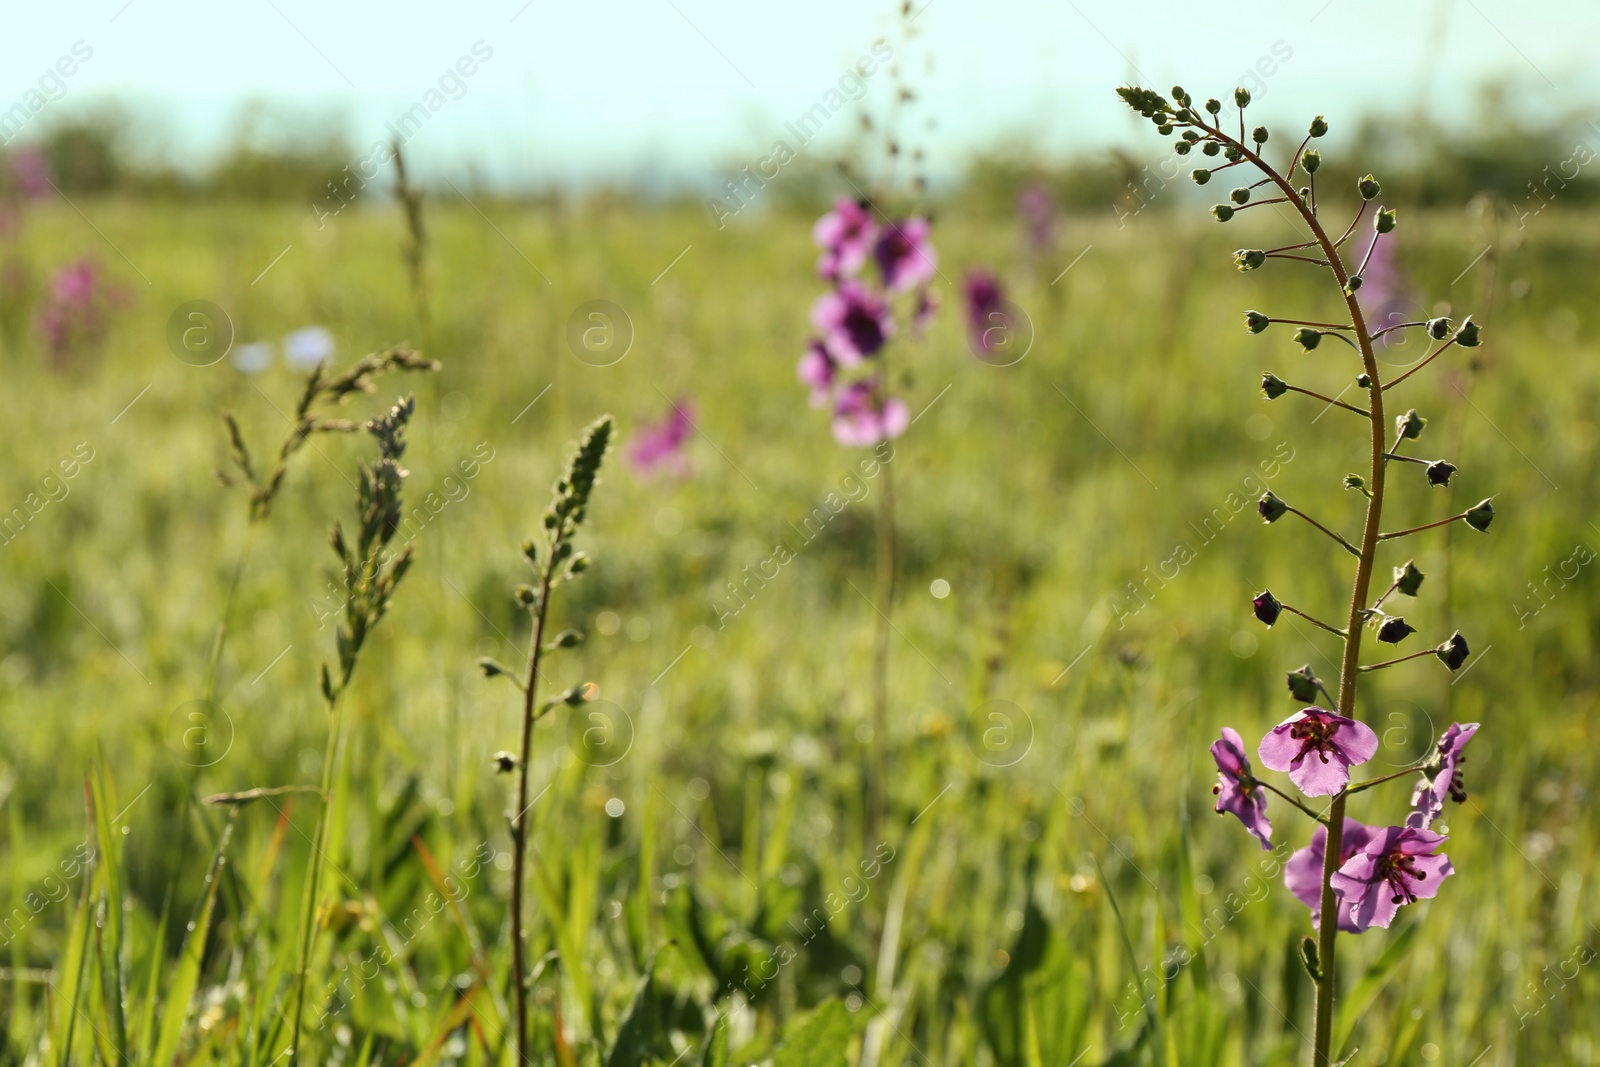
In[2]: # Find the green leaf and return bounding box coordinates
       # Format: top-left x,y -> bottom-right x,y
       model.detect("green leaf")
772,998 -> 853,1067
152,822 -> 233,1067
603,960 -> 664,1067
1334,919 -> 1419,1053
700,1015 -> 729,1067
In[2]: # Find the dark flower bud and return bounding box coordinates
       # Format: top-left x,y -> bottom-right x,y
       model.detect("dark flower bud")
478,656 -> 514,678
1224,145 -> 1243,162
1234,249 -> 1266,271
1235,88 -> 1252,108
492,751 -> 519,773
1436,631 -> 1470,671
1464,498 -> 1495,532
1174,140 -> 1192,155
1258,491 -> 1288,523
1192,168 -> 1212,186
1253,590 -> 1283,626
548,629 -> 584,649
1231,187 -> 1251,205
1454,316 -> 1481,347
1212,204 -> 1235,222
1309,116 -> 1329,137
1358,174 -> 1381,200
568,553 -> 591,574
1427,317 -> 1452,340
1252,125 -> 1269,145
1206,97 -> 1223,114
1396,408 -> 1427,440
1202,140 -> 1221,156
1356,372 -> 1373,388
1261,372 -> 1288,399
1375,208 -> 1397,234
1294,328 -> 1322,351
1182,130 -> 1201,143
1302,148 -> 1322,173
514,584 -> 538,607
1377,616 -> 1416,644
1286,665 -> 1321,702
521,537 -> 540,564
1171,85 -> 1186,99
1426,460 -> 1457,487
1394,560 -> 1425,596
560,685 -> 589,706
1345,276 -> 1364,293
1245,310 -> 1271,334
1344,473 -> 1368,493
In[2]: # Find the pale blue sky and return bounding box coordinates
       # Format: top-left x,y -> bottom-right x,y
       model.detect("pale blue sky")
1,0 -> 1593,190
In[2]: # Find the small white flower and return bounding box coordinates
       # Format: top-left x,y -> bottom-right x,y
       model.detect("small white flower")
284,326 -> 335,369
231,341 -> 274,375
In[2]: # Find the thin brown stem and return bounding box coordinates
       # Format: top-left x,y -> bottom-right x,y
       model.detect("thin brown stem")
1284,384 -> 1368,417
1271,318 -> 1354,330
1379,513 -> 1468,540
1285,505 -> 1361,557
1384,338 -> 1459,391
1344,765 -> 1426,796
1256,779 -> 1328,823
510,566 -> 556,1066
1281,602 -> 1347,637
1359,647 -> 1438,672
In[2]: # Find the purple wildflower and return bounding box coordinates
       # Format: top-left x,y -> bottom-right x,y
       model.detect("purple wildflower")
1407,722 -> 1479,829
1329,825 -> 1453,931
11,147 -> 52,200
1210,727 -> 1272,849
1357,236 -> 1413,343
813,198 -> 877,281
1283,818 -> 1376,932
811,281 -> 894,366
1016,181 -> 1058,253
873,217 -> 937,292
832,379 -> 908,448
36,258 -> 124,368
1257,707 -> 1379,797
964,270 -> 1013,358
627,398 -> 695,477
797,339 -> 837,407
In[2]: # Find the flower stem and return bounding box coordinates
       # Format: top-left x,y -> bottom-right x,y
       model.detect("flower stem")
1378,512 -> 1468,540
1344,764 -> 1426,796
1358,648 -> 1437,672
510,565 -> 556,1066
1256,779 -> 1328,823
1285,505 -> 1361,557
1283,383 -> 1368,417
869,456 -> 895,843
1281,602 -> 1347,637
1383,338 -> 1459,391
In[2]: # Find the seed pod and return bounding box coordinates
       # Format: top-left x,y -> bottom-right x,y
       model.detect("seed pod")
1286,665 -> 1321,702
1258,492 -> 1288,523
1396,408 -> 1427,440
1464,498 -> 1495,532
1235,88 -> 1252,108
1394,560 -> 1426,596
1245,311 -> 1271,334
1261,372 -> 1288,399
1212,204 -> 1235,222
1253,590 -> 1283,626
1436,631 -> 1470,671
1358,174 -> 1381,200
1309,116 -> 1329,137
1426,460 -> 1457,487
1377,616 -> 1416,644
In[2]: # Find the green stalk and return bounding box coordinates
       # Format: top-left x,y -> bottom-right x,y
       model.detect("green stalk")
510,564 -> 556,1066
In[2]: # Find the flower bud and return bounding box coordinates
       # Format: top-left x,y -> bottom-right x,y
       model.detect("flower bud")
1286,665 -> 1321,702
559,685 -> 588,706
1426,460 -> 1457,487
1258,491 -> 1287,523
1245,310 -> 1271,334
1231,187 -> 1251,205
1358,174 -> 1381,200
1234,249 -> 1266,271
549,629 -> 584,649
1224,145 -> 1243,162
1377,616 -> 1416,644
1235,88 -> 1252,108
1396,408 -> 1427,440
1454,316 -> 1481,347
1192,168 -> 1212,186
1302,149 -> 1321,173
514,584 -> 538,607
1294,328 -> 1322,351
1261,372 -> 1288,399
1464,498 -> 1495,532
1375,208 -> 1397,234
1436,631 -> 1470,671
1345,276 -> 1364,293
1212,204 -> 1235,222
1252,590 -> 1283,626
1252,125 -> 1269,145
1344,473 -> 1368,493
478,656 -> 513,678
1182,130 -> 1201,143
1206,97 -> 1222,114
1427,317 -> 1452,340
1309,116 -> 1329,137
1171,85 -> 1186,99
1202,140 -> 1221,156
1159,122 -> 1175,136
1355,373 -> 1372,388
492,751 -> 519,773
1174,140 -> 1191,155
1394,560 -> 1425,596
521,537 -> 540,563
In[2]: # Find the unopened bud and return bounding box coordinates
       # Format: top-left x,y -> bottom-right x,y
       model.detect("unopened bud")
1309,116 -> 1329,137
1234,249 -> 1267,271
1427,317 -> 1452,340
1426,460 -> 1457,487
549,629 -> 584,649
1235,88 -> 1252,108
1258,491 -> 1288,523
1224,145 -> 1243,162
478,657 -> 514,678
1192,168 -> 1212,186
1345,276 -> 1364,294
1358,174 -> 1381,200
1375,208 -> 1397,233
521,537 -> 540,563
1202,140 -> 1221,157
1286,665 -> 1320,702
1356,373 -> 1372,388
1205,97 -> 1222,114
1245,310 -> 1271,334
1394,560 -> 1425,596
515,585 -> 538,607
1464,499 -> 1495,532
1212,203 -> 1235,222
1302,148 -> 1321,173
1294,328 -> 1322,351
1454,316 -> 1481,347
1344,473 -> 1368,493
1261,372 -> 1288,399
1251,125 -> 1269,145
492,751 -> 519,773
1174,139 -> 1191,154
1396,408 -> 1427,440
1378,616 -> 1416,644
1231,187 -> 1251,205
1436,632 -> 1470,671
1160,123 -> 1176,137
1253,590 -> 1283,626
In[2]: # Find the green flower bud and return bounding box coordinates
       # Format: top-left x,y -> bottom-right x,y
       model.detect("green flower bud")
1159,122 -> 1175,136
1375,208 -> 1397,234
548,629 -> 584,649
1171,85 -> 1186,99
1294,327 -> 1322,351
1396,408 -> 1427,440
1309,116 -> 1329,137
515,584 -> 538,607
1231,187 -> 1251,205
1427,317 -> 1452,340
1192,168 -> 1212,186
1182,130 -> 1201,143
1202,140 -> 1221,156
1454,316 -> 1481,347
1206,97 -> 1222,114
1464,498 -> 1495,532
1261,372 -> 1288,399
1174,140 -> 1191,155
1302,148 -> 1321,173
1426,460 -> 1457,487
1258,491 -> 1288,523
1235,88 -> 1252,108
1245,310 -> 1271,334
1358,173 -> 1381,200
1436,631 -> 1470,671
1286,665 -> 1321,702
1212,204 -> 1235,222
1234,248 -> 1266,271
1224,145 -> 1243,162
1344,473 -> 1370,496
1394,560 -> 1425,596
1252,125 -> 1269,145
521,537 -> 540,563
478,657 -> 515,679
1345,276 -> 1364,293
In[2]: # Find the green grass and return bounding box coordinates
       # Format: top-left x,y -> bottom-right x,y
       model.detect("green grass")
1,192 -> 1598,1066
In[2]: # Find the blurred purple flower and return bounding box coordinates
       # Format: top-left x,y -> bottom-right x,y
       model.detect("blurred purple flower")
1330,825 -> 1453,931
964,270 -> 1014,357
813,197 -> 876,281
873,217 -> 937,292
1211,727 -> 1272,849
12,147 -> 52,200
797,339 -> 837,407
1257,707 -> 1379,797
1357,235 -> 1413,341
628,397 -> 695,476
1408,722 -> 1478,829
1016,181 -> 1057,253
36,257 -> 124,368
832,379 -> 908,447
811,281 -> 894,365
1284,818 -> 1375,932
284,326 -> 335,370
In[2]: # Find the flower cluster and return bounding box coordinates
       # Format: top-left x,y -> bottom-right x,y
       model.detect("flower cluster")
800,197 -> 936,447
36,257 -> 128,369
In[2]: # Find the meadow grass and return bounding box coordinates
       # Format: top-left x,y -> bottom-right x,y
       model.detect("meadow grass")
0,194 -> 1596,1065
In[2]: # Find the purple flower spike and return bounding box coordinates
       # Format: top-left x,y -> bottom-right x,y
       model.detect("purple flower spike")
873,217 -> 938,292
811,281 -> 895,366
1283,818 -> 1375,932
1210,727 -> 1272,849
627,397 -> 695,477
797,339 -> 837,407
964,270 -> 1014,357
1407,722 -> 1479,829
832,380 -> 908,448
1330,825 -> 1453,931
1257,708 -> 1379,797
813,198 -> 877,281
